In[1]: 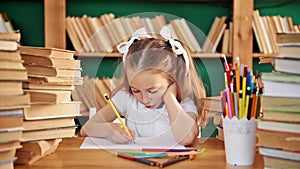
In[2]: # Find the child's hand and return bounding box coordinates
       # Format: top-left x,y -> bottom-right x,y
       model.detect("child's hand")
163,82 -> 178,101
108,123 -> 135,144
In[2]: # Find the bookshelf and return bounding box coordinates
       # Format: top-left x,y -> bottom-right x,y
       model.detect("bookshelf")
3,0 -> 298,95
44,0 -> 253,63
44,0 -> 279,69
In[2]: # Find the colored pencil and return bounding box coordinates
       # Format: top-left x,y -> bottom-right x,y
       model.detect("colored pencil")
136,153 -> 169,159
158,155 -> 189,168
117,154 -> 158,166
244,86 -> 251,119
141,148 -> 197,152
225,87 -> 233,118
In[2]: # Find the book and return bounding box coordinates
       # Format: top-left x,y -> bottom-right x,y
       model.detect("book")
24,65 -> 82,78
0,116 -> 23,130
18,138 -> 62,156
276,32 -> 300,44
28,75 -> 83,86
22,126 -> 77,142
261,95 -> 300,113
0,32 -> 20,41
0,149 -> 16,163
278,45 -> 300,59
0,69 -> 27,81
259,146 -> 300,162
23,82 -> 75,91
15,139 -> 61,165
257,120 -> 300,134
0,40 -> 18,52
202,16 -> 221,52
0,60 -> 25,70
23,102 -> 80,120
0,13 -> 14,32
216,124 -> 224,141
0,81 -> 23,96
201,96 -> 222,112
19,46 -> 75,59
262,155 -> 300,169
0,127 -> 23,142
253,10 -> 268,54
274,57 -> 300,75
21,54 -> 81,69
0,94 -> 30,110
0,51 -> 22,61
262,72 -> 300,98
23,117 -> 76,131
24,90 -> 71,104
0,140 -> 21,152
257,129 -> 300,151
0,157 -> 16,169
262,110 -> 300,123
65,16 -> 84,52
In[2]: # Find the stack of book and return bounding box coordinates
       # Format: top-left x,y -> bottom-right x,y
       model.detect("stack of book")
0,32 -> 30,169
258,33 -> 300,168
15,46 -> 83,165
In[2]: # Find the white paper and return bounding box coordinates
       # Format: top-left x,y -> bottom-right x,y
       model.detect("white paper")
80,136 -> 185,150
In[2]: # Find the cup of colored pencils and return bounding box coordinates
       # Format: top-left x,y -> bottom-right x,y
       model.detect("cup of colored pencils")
220,55 -> 261,166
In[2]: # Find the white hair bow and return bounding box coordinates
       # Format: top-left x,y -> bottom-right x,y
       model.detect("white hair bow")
160,26 -> 190,75
117,27 -> 151,64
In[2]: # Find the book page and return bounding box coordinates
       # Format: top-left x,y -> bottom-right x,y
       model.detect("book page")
80,136 -> 185,150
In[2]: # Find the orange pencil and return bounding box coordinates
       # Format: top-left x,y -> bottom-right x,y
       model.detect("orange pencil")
250,93 -> 257,119
229,92 -> 235,117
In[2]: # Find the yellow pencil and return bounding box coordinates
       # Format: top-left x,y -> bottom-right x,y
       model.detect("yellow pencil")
244,87 -> 251,119
241,77 -> 247,118
104,94 -> 133,138
238,90 -> 243,119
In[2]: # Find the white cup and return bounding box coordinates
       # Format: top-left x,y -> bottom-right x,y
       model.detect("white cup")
223,116 -> 257,166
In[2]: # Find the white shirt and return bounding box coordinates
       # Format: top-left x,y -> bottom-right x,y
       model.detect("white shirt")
112,90 -> 198,138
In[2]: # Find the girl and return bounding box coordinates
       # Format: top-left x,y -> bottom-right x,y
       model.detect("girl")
80,27 -> 206,146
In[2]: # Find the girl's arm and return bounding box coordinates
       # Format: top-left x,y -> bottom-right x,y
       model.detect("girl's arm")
163,83 -> 199,146
80,104 -> 135,143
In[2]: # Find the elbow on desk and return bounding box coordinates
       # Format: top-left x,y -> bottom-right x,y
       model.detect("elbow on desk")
179,137 -> 194,146
178,130 -> 199,146
79,127 -> 88,137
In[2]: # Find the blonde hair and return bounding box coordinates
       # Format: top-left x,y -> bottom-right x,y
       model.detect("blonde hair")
114,38 -> 207,127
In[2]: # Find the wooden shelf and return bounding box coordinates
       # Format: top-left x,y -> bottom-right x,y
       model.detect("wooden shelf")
252,53 -> 278,58
75,52 -> 278,59
74,52 -> 233,58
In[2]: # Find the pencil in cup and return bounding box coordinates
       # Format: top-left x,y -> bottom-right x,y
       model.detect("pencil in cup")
104,94 -> 134,138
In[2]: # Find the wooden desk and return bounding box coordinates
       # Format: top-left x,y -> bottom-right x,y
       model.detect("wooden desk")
14,137 -> 264,169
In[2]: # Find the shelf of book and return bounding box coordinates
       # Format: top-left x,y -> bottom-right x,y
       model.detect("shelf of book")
74,52 -> 278,58
44,0 -> 299,70
74,52 -> 230,58
44,0 -> 256,67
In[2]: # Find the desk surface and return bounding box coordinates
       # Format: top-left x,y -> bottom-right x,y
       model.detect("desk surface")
14,137 -> 264,169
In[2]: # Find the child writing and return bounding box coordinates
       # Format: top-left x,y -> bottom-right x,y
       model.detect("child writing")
80,26 -> 206,146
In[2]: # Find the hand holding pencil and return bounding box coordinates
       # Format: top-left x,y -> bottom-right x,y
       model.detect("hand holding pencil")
104,94 -> 135,144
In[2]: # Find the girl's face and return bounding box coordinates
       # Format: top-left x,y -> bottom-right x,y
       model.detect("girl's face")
128,70 -> 170,109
